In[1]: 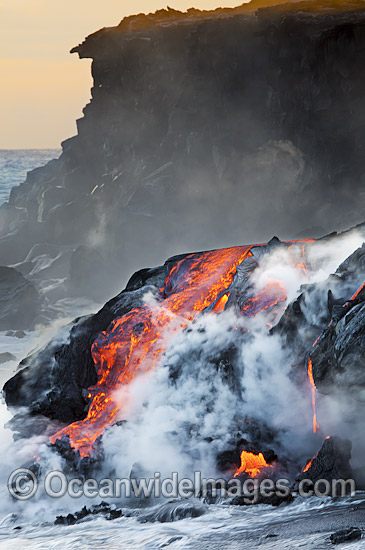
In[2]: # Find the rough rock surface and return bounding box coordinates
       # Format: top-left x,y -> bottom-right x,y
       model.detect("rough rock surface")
295,436 -> 353,492
309,245 -> 365,397
55,502 -> 123,525
311,298 -> 365,396
1,0 -> 365,304
330,527 -> 362,544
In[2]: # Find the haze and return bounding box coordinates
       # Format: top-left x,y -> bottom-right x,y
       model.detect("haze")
0,1 -> 246,149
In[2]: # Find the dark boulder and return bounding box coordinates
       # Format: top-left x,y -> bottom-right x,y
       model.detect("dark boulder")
229,491 -> 293,507
330,527 -> 362,545
55,502 -> 123,525
310,293 -> 365,397
295,436 -> 353,494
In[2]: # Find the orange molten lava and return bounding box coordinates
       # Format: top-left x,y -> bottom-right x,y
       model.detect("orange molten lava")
302,459 -> 313,472
307,358 -> 319,434
234,450 -> 271,478
50,240 -> 313,457
213,293 -> 229,313
241,279 -> 287,317
50,245 -> 254,456
288,243 -> 310,278
349,281 -> 365,301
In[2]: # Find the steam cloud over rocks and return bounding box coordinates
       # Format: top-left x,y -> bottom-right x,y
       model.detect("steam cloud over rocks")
1,0 -> 365,314
2,223 -> 365,510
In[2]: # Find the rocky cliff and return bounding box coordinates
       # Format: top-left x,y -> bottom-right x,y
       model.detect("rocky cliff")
1,0 -> 365,311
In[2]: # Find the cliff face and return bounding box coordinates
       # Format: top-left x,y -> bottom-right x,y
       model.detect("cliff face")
1,0 -> 365,305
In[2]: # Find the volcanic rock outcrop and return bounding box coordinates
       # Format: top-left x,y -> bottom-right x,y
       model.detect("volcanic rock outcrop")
1,0 -> 365,308
3,224 -> 365,483
309,247 -> 365,397
296,436 -> 353,493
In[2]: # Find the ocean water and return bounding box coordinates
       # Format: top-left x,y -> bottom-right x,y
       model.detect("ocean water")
0,494 -> 364,549
0,149 -> 61,205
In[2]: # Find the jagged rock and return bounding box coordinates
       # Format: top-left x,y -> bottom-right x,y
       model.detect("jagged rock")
310,287 -> 365,397
330,527 -> 362,544
5,330 -> 26,338
55,502 -> 123,525
271,237 -> 365,389
295,436 -> 353,493
49,435 -> 103,475
229,491 -> 293,507
0,266 -> 41,330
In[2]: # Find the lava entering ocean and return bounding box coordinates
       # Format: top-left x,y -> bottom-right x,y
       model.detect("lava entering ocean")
50,240 -> 314,458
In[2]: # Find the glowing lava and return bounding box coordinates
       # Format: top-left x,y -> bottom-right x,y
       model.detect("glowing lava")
308,358 -> 319,434
240,279 -> 287,317
288,243 -> 310,278
302,458 -> 313,472
234,450 -> 271,478
50,245 -> 254,456
50,240 -> 313,457
349,280 -> 365,301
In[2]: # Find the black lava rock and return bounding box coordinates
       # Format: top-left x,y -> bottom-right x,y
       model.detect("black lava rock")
295,436 -> 353,493
330,527 -> 362,544
55,502 -> 123,525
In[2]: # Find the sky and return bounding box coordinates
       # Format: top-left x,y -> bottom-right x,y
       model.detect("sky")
0,1 -> 245,149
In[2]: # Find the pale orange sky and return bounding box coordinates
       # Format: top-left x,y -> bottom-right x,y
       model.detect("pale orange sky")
0,1 -> 245,149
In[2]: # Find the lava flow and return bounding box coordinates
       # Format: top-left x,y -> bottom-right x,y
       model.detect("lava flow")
240,279 -> 287,318
50,241 -> 313,457
234,450 -> 271,478
302,459 -> 313,473
50,245 -> 254,455
349,280 -> 365,301
307,358 -> 319,434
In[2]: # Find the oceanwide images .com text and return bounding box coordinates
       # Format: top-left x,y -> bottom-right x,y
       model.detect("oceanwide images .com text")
8,469 -> 355,502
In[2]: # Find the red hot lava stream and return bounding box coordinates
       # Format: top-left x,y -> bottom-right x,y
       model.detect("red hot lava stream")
234,450 -> 272,478
50,241 -> 313,458
348,280 -> 365,302
307,358 -> 319,435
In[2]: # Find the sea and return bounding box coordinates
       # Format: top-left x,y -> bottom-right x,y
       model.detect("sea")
0,149 -> 61,205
